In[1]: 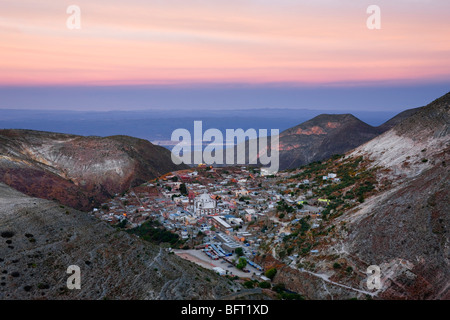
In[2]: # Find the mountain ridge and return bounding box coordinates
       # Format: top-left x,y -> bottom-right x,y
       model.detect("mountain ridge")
274,113 -> 383,170
0,129 -> 188,211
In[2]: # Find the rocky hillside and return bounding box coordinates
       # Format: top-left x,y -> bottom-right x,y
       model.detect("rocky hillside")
342,92 -> 450,299
0,130 -> 187,211
277,114 -> 382,170
0,183 -> 238,299
258,92 -> 449,299
376,106 -> 422,132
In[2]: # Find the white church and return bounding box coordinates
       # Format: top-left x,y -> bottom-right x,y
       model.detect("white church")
193,193 -> 220,216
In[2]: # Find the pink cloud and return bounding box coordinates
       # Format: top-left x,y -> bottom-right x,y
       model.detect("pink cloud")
0,0 -> 449,86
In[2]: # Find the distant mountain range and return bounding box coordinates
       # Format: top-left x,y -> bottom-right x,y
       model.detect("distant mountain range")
0,130 -> 187,211
0,108 -> 398,146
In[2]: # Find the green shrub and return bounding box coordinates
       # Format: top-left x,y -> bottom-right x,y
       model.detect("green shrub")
272,283 -> 285,293
265,268 -> 277,280
236,257 -> 247,270
280,292 -> 305,300
259,281 -> 271,289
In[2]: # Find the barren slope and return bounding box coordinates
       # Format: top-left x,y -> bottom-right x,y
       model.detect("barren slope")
336,92 -> 450,299
0,130 -> 187,211
0,183 -> 238,299
258,92 -> 449,300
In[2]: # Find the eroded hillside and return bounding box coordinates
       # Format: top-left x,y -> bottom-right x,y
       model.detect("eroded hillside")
0,130 -> 187,211
255,92 -> 450,299
0,183 -> 238,299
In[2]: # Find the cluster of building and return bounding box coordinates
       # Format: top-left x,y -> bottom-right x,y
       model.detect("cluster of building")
90,165 -> 342,277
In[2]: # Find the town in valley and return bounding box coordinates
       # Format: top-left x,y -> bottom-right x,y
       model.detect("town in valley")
91,155 -> 375,288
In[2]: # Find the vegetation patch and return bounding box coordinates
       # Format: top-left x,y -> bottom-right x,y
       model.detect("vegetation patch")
127,219 -> 183,247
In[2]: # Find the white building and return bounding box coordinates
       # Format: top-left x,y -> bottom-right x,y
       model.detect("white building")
235,189 -> 249,197
194,193 -> 220,216
261,168 -> 276,176
245,208 -> 256,215
211,216 -> 233,233
181,230 -> 189,239
188,171 -> 198,177
212,267 -> 226,276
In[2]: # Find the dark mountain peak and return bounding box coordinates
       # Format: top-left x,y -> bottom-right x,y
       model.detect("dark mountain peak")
277,113 -> 380,170
301,113 -> 367,126
281,113 -> 372,138
313,112 -> 359,120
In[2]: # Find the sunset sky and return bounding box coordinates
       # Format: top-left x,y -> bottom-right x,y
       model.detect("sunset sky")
1,0 -> 449,111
